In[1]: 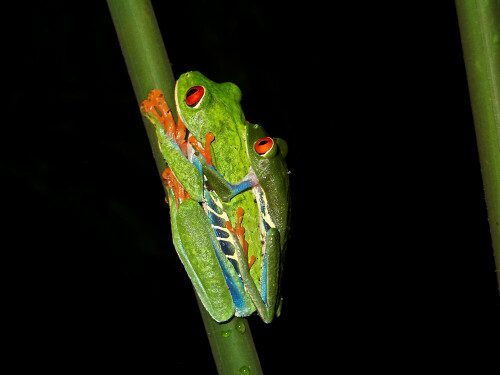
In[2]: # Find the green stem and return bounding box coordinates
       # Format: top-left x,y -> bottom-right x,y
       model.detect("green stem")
197,296 -> 263,375
107,0 -> 263,373
455,0 -> 500,292
107,0 -> 174,178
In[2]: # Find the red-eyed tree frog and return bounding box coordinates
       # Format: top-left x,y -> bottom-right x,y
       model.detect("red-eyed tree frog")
141,72 -> 290,323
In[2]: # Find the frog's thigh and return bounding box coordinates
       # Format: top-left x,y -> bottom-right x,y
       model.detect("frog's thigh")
177,199 -> 234,322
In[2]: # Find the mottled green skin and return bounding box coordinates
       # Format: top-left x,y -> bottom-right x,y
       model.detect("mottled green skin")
175,72 -> 262,293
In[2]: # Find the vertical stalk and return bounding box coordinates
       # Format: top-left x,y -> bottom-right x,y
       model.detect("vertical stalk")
456,0 -> 500,292
107,0 -> 174,179
196,296 -> 263,374
107,0 -> 263,373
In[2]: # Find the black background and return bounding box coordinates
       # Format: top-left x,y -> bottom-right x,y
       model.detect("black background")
4,1 -> 500,373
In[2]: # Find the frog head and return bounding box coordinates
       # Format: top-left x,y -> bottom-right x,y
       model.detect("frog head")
175,71 -> 250,183
175,71 -> 246,146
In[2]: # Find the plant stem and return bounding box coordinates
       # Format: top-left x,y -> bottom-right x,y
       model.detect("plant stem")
107,0 -> 175,178
107,0 -> 263,373
197,296 -> 263,374
455,0 -> 500,292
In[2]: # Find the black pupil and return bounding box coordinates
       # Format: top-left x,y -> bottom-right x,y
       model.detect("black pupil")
187,88 -> 198,98
259,140 -> 268,146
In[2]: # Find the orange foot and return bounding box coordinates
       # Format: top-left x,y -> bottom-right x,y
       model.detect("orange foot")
189,132 -> 215,166
225,207 -> 256,269
141,89 -> 190,207
141,89 -> 188,156
162,168 -> 190,209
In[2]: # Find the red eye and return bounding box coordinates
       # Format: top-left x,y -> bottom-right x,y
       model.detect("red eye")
255,137 -> 273,155
185,86 -> 204,107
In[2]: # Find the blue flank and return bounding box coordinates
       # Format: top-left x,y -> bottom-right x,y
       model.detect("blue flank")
261,249 -> 268,307
205,191 -> 240,275
208,233 -> 247,311
204,181 -> 248,312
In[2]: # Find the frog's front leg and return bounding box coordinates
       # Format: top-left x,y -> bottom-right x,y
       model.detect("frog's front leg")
190,134 -> 258,202
141,90 -> 204,202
